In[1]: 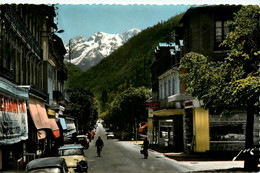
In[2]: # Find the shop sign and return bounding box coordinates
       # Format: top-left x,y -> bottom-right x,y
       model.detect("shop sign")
145,102 -> 159,109
185,100 -> 202,108
47,109 -> 56,118
184,101 -> 193,108
0,94 -> 28,144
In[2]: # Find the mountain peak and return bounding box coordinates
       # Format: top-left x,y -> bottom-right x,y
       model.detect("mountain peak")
64,29 -> 141,71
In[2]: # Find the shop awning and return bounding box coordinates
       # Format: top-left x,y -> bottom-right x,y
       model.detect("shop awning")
49,118 -> 60,138
28,98 -> 60,139
153,109 -> 184,116
28,98 -> 50,139
59,118 -> 68,130
138,123 -> 148,133
168,94 -> 194,102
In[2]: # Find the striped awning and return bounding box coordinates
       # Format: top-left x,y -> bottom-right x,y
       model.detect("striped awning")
28,97 -> 60,139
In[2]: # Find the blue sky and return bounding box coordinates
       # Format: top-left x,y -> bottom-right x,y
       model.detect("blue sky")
56,4 -> 191,43
4,0 -> 259,43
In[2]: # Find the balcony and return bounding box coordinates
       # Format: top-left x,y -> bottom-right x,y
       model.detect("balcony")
20,85 -> 48,101
2,5 -> 43,58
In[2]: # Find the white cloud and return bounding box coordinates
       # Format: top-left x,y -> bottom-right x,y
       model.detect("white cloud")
2,0 -> 260,5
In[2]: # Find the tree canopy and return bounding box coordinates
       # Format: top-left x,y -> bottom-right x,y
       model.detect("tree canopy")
179,5 -> 260,170
180,5 -> 260,115
66,87 -> 98,132
104,86 -> 151,138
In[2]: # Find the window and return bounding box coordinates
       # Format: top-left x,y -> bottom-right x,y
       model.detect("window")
159,84 -> 162,100
164,82 -> 167,99
215,20 -> 232,46
172,78 -> 175,95
168,80 -> 171,96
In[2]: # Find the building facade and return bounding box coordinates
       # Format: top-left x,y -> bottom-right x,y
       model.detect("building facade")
149,5 -> 256,153
0,4 -> 68,170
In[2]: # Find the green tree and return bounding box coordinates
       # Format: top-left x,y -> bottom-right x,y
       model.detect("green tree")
180,5 -> 260,171
105,86 -> 151,139
66,87 -> 98,132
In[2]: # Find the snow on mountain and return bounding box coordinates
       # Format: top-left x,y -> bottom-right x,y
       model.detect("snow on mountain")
64,28 -> 141,71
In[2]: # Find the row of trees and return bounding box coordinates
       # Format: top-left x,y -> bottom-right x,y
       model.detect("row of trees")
180,5 -> 259,171
103,86 -> 151,139
65,85 -> 150,140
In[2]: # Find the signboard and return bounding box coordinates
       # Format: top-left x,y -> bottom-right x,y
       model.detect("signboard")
47,109 -> 56,118
145,102 -> 159,109
184,101 -> 193,108
185,100 -> 202,108
0,94 -> 28,144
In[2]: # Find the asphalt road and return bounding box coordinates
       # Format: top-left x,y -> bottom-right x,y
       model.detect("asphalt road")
84,123 -> 191,173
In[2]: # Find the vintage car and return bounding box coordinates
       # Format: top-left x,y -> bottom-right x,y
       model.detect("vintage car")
26,157 -> 69,173
106,129 -> 115,139
75,135 -> 89,148
106,131 -> 115,139
58,144 -> 88,173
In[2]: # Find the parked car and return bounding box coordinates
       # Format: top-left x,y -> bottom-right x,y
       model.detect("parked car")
75,135 -> 89,149
58,144 -> 88,173
26,157 -> 69,173
106,130 -> 115,139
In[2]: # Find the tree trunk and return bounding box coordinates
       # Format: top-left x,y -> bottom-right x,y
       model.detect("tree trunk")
244,98 -> 258,171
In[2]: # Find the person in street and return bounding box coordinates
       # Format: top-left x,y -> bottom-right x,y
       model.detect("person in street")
86,131 -> 91,142
91,131 -> 95,140
95,136 -> 104,157
142,137 -> 149,159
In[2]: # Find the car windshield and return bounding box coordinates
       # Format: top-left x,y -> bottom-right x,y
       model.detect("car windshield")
59,148 -> 84,156
29,167 -> 62,173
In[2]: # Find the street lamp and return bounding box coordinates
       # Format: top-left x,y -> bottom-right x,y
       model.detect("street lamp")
55,29 -> 64,34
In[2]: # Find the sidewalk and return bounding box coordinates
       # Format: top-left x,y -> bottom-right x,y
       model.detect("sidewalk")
163,152 -> 245,172
147,144 -> 246,172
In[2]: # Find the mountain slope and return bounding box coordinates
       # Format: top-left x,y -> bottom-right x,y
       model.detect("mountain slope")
66,13 -> 184,104
64,29 -> 140,71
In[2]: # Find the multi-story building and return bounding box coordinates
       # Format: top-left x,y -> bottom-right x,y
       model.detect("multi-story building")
149,5 -> 254,153
0,4 -> 68,171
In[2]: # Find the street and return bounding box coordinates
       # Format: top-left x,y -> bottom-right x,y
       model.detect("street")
84,123 -> 191,173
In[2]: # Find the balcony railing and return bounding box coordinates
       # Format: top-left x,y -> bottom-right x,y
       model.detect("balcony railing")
2,5 -> 42,58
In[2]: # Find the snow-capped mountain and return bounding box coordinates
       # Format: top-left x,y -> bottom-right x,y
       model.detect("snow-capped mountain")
64,28 -> 141,71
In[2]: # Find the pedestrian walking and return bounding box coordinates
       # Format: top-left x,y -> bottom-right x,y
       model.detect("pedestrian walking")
95,136 -> 104,157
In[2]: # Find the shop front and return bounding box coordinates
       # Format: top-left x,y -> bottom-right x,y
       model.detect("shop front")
0,77 -> 29,171
153,109 -> 184,151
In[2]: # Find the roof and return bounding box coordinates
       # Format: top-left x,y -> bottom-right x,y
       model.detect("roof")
76,135 -> 87,138
26,157 -> 66,171
155,42 -> 182,56
180,5 -> 242,23
58,144 -> 83,150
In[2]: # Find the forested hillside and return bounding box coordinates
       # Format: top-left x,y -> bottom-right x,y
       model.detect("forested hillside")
65,13 -> 184,110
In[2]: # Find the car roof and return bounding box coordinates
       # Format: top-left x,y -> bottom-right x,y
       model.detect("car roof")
76,135 -> 87,137
26,157 -> 66,171
58,144 -> 83,150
